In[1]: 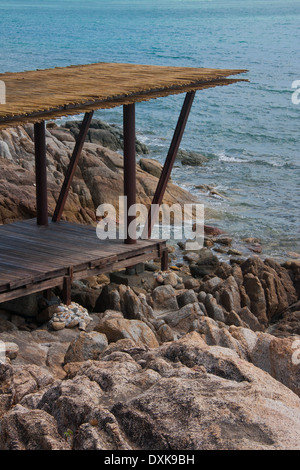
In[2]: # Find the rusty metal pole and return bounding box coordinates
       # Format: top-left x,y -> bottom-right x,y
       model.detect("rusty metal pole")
146,91 -> 196,238
123,103 -> 136,244
34,121 -> 48,226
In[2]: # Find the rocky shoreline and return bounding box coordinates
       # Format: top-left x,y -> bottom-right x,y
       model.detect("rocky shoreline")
0,120 -> 300,450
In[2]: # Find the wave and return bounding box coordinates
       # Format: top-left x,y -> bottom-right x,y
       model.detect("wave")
217,151 -> 297,169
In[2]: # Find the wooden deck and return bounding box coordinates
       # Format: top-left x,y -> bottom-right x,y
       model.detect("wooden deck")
0,219 -> 166,303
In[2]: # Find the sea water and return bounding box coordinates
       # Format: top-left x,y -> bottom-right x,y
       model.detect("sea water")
0,0 -> 299,258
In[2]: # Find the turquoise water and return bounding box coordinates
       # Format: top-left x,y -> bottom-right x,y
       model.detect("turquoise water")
0,0 -> 299,257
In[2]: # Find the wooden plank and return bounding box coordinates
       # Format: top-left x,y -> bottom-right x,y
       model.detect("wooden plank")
0,219 -> 166,303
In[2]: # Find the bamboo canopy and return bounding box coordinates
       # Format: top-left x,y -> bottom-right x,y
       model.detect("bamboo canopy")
0,62 -> 247,129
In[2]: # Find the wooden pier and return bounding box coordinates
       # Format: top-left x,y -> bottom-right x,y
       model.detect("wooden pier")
0,63 -> 246,305
0,218 -> 166,303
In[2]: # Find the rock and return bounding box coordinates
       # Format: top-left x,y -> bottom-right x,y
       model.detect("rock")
268,310 -> 300,337
2,327 -> 300,450
282,261 -> 300,299
4,342 -> 19,359
242,237 -> 261,244
242,257 -> 297,321
71,286 -> 100,311
248,244 -> 262,254
16,365 -> 54,402
0,405 -> 70,450
243,273 -> 268,326
231,264 -> 244,286
49,302 -> 92,331
64,332 -> 108,364
198,291 -> 207,303
176,289 -> 198,308
160,303 -> 203,334
183,252 -> 199,263
229,326 -> 258,360
36,305 -> 57,325
184,278 -> 201,290
215,236 -> 232,246
64,119 -> 149,155
204,225 -> 226,237
228,248 -> 242,256
48,128 -> 75,143
10,314 -> 27,329
204,237 -> 215,247
156,323 -> 176,343
112,333 -> 300,450
189,248 -> 220,278
1,294 -> 40,318
0,123 -> 198,226
95,284 -> 121,312
152,285 -> 178,312
195,318 -> 243,356
96,284 -> 153,321
238,306 -> 263,332
95,317 -> 159,348
45,342 -> 69,380
250,334 -> 300,397
215,262 -> 233,280
139,158 -> 163,178
0,141 -> 12,160
225,310 -> 248,328
204,294 -> 225,323
52,321 -> 66,331
218,276 -> 241,313
145,262 -> 160,272
176,149 -> 208,166
163,272 -> 181,288
202,276 -> 223,293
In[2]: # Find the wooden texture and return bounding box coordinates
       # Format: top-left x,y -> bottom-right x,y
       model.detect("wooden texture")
52,111 -> 94,222
0,63 -> 247,129
0,218 -> 166,302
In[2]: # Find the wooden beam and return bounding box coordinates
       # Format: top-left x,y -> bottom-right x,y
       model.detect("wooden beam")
145,91 -> 196,238
34,121 -> 48,225
52,111 -> 94,222
123,103 -> 136,244
161,247 -> 169,271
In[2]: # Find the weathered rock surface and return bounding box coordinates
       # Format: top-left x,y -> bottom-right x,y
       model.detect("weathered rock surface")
139,158 -> 163,179
1,332 -> 300,450
63,119 -> 149,155
0,405 -> 70,450
176,149 -> 208,166
95,311 -> 159,349
64,331 -> 108,364
0,123 -> 199,224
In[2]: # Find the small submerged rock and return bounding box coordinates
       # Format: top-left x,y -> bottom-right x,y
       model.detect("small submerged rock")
176,149 -> 208,166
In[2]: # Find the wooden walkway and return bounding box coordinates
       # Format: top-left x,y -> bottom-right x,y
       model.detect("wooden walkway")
0,219 -> 166,303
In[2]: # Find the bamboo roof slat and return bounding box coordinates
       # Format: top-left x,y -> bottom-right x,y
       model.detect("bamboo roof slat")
0,62 -> 247,129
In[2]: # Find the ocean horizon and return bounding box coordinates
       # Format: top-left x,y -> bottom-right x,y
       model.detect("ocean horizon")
0,0 -> 299,258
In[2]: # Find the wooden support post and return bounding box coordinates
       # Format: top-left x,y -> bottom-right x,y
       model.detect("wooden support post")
123,103 -> 136,244
161,247 -> 169,271
52,111 -> 94,222
146,91 -> 196,238
62,276 -> 72,306
34,121 -> 48,226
